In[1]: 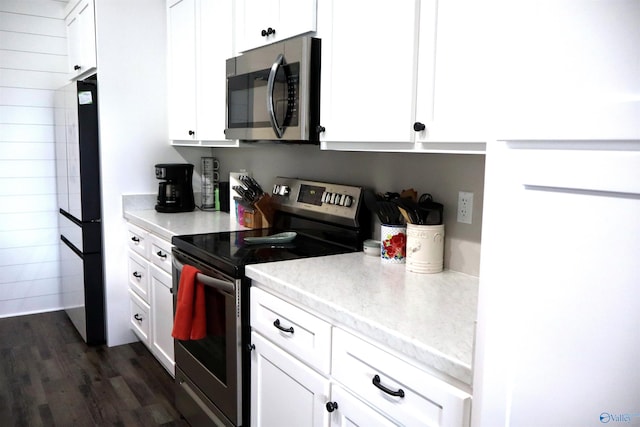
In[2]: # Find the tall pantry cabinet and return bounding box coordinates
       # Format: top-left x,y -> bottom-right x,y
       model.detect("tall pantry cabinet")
474,1 -> 640,426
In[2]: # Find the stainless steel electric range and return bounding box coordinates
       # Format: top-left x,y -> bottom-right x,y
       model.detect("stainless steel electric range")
171,177 -> 370,427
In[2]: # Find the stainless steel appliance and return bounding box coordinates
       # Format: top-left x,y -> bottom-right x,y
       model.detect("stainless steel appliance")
171,177 -> 370,427
155,163 -> 196,213
55,75 -> 105,345
225,36 -> 321,142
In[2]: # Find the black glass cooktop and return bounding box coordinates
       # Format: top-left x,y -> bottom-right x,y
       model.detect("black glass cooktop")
172,228 -> 357,276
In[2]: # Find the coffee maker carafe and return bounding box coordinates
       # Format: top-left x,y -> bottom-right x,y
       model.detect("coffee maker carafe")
155,163 -> 195,213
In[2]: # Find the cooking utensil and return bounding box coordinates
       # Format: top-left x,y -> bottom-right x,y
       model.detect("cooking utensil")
378,200 -> 402,225
244,231 -> 297,244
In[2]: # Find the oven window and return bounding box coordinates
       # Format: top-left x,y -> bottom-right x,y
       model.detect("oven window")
179,286 -> 230,384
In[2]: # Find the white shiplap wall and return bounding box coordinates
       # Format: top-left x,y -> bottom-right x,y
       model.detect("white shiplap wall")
0,0 -> 69,317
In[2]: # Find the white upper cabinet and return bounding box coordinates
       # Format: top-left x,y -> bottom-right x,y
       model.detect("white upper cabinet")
415,0 -> 489,145
491,0 -> 640,140
236,0 -> 317,52
319,1 -> 418,145
65,0 -> 97,80
167,0 -> 236,146
319,0 -> 486,153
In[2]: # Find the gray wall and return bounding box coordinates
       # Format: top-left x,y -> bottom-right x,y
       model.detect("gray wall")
176,144 -> 485,276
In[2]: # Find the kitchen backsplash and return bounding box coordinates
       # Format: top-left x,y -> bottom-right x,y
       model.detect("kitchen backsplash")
174,144 -> 485,276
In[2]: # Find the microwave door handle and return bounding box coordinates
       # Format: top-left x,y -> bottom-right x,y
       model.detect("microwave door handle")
267,53 -> 285,139
172,257 -> 235,295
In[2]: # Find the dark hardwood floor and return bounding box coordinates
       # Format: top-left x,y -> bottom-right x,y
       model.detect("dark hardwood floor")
0,310 -> 188,426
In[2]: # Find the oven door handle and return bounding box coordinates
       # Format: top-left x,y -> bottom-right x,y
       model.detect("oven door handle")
172,256 -> 236,294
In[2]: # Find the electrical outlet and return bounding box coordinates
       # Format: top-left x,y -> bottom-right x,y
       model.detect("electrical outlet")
457,191 -> 474,224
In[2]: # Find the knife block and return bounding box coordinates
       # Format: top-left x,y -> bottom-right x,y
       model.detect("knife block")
243,194 -> 274,229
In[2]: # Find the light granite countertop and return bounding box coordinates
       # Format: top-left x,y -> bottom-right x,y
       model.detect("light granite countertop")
122,194 -> 246,239
246,252 -> 478,386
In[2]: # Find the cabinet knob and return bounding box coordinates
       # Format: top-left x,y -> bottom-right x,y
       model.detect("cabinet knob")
188,130 -> 195,136
261,27 -> 276,37
325,401 -> 339,413
316,125 -> 326,134
413,122 -> 426,132
74,64 -> 81,71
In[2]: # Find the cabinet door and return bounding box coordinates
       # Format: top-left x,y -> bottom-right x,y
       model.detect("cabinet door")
329,384 -> 397,427
66,10 -> 81,76
150,264 -> 175,376
197,0 -> 233,142
319,0 -> 418,145
491,1 -> 640,140
415,0 -> 487,146
66,0 -> 97,79
238,0 -> 317,52
250,331 -> 329,427
167,0 -> 197,140
474,142 -> 640,426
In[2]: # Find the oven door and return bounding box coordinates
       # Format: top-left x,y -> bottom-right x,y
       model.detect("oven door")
172,250 -> 243,427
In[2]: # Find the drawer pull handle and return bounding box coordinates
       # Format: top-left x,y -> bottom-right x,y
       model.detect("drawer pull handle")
372,375 -> 405,398
132,272 -> 142,279
273,319 -> 294,334
325,401 -> 339,413
134,313 -> 143,322
131,236 -> 140,243
157,251 -> 167,259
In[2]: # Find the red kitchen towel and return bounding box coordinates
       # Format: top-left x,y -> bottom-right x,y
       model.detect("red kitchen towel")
171,264 -> 207,340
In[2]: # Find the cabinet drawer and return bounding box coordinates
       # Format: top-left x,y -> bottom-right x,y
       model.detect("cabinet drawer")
127,223 -> 148,257
128,251 -> 149,302
332,328 -> 471,427
129,289 -> 150,345
149,233 -> 173,274
250,287 -> 331,374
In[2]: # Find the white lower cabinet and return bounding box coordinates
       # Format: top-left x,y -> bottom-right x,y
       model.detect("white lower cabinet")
149,264 -> 175,375
250,331 -> 330,427
126,222 -> 175,377
329,384 -> 398,427
250,286 -> 471,427
332,328 -> 471,427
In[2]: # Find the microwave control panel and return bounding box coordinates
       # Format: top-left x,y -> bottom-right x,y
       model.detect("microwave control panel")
271,177 -> 364,227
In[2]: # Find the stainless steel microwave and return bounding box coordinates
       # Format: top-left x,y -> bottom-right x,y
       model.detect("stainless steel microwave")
224,36 -> 321,142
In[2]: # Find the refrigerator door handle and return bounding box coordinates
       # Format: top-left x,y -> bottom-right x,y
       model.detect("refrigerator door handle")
60,208 -> 82,226
60,235 -> 84,259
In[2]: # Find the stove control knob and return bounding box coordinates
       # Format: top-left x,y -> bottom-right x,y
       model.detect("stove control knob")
335,194 -> 343,205
330,193 -> 337,204
343,195 -> 353,207
278,185 -> 290,196
322,192 -> 331,204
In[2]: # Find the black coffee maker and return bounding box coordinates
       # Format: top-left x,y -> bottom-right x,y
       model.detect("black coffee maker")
155,163 -> 195,213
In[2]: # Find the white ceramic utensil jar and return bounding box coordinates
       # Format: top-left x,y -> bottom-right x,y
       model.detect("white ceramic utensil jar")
406,224 -> 444,273
380,224 -> 406,264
